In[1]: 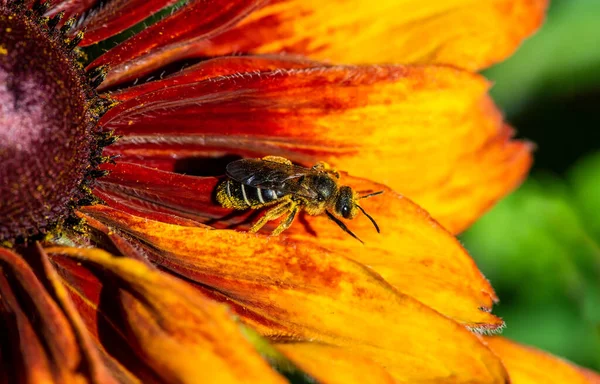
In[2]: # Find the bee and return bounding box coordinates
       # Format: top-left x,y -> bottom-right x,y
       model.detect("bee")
216,156 -> 382,243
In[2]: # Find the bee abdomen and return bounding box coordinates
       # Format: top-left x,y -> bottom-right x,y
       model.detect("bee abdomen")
217,179 -> 281,209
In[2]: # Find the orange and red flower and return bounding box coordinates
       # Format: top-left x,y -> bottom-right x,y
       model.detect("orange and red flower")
1,0 -> 598,382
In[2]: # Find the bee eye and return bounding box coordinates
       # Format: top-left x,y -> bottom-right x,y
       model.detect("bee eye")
341,204 -> 351,218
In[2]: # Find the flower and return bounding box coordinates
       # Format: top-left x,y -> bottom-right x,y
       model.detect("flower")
1,0 -> 597,383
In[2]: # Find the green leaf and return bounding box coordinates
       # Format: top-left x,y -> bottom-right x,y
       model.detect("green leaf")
569,152 -> 600,241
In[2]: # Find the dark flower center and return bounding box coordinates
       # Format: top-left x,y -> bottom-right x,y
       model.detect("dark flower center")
0,4 -> 108,244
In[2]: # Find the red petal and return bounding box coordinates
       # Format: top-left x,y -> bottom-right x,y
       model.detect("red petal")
78,0 -> 181,45
46,0 -> 97,22
0,250 -> 57,382
107,55 -> 321,95
51,253 -> 164,382
94,163 -> 501,328
95,162 -> 220,221
88,0 -> 263,87
0,246 -> 124,383
102,64 -> 531,233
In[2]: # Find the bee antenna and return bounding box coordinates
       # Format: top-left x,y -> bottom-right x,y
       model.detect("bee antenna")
356,205 -> 380,233
359,190 -> 384,199
325,211 -> 364,244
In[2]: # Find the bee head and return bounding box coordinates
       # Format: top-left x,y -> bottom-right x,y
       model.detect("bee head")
326,186 -> 382,242
335,186 -> 359,219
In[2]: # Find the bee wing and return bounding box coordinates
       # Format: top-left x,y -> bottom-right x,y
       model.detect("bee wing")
226,159 -> 319,199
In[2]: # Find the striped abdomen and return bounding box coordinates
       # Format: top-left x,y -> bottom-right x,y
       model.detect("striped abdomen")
216,179 -> 285,209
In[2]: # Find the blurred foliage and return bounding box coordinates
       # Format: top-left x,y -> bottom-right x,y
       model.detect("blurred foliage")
462,153 -> 600,370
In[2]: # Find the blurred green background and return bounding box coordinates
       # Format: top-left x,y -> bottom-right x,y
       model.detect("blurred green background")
461,0 -> 600,370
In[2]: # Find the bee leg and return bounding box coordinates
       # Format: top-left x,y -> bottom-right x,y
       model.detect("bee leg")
249,202 -> 292,234
261,156 -> 293,165
312,161 -> 340,179
271,204 -> 299,236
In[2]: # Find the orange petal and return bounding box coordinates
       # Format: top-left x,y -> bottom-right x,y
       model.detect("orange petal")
285,175 -> 503,330
93,165 -> 501,329
485,336 -> 600,384
45,246 -> 286,384
276,343 -> 395,384
580,368 -> 600,383
33,245 -> 137,384
186,0 -> 547,71
0,246 -> 123,384
104,64 -> 532,234
0,249 -> 62,383
79,206 -> 508,382
48,249 -> 175,382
